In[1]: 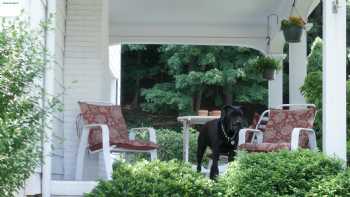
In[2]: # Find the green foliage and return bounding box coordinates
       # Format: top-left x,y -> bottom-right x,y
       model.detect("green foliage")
348,140 -> 350,166
141,83 -> 192,114
307,169 -> 350,196
300,71 -> 322,130
0,17 -> 56,196
85,160 -> 216,197
307,37 -> 323,72
122,44 -> 165,109
155,129 -> 199,163
254,56 -> 281,72
217,150 -> 343,197
140,45 -> 267,114
129,129 -> 201,163
88,150 -> 346,197
281,16 -> 305,30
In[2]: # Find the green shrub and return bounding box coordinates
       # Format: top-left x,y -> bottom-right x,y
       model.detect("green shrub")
156,129 -> 199,163
217,150 -> 343,197
85,160 -> 215,197
128,129 -> 207,164
0,17 -> 57,196
307,169 -> 350,196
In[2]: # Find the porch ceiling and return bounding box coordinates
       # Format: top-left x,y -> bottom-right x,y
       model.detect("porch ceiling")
109,0 -> 319,54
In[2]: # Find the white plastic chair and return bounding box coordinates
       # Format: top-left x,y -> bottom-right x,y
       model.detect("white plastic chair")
238,104 -> 318,151
75,101 -> 158,180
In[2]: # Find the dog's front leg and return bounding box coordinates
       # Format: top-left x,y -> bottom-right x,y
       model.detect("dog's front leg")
209,148 -> 220,180
228,150 -> 237,162
197,133 -> 207,173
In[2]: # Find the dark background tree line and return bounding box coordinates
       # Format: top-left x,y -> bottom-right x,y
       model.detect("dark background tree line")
122,44 -> 267,115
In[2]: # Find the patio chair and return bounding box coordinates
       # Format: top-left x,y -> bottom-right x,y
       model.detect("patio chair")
75,101 -> 159,180
238,104 -> 317,152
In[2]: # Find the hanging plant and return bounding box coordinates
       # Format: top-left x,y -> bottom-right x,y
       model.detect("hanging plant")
281,16 -> 305,43
254,56 -> 281,80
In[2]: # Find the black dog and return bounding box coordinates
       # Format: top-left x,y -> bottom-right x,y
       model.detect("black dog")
197,106 -> 244,179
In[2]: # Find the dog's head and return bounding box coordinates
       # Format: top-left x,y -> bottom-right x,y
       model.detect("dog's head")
221,105 -> 244,135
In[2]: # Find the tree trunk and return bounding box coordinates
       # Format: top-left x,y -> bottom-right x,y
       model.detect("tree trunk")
131,51 -> 142,108
131,78 -> 140,109
223,82 -> 233,106
194,64 -> 206,111
194,87 -> 204,112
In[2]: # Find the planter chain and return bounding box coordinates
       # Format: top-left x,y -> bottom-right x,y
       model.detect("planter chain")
266,14 -> 279,54
289,0 -> 307,25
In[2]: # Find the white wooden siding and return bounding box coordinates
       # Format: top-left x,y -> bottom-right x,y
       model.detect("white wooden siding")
63,0 -> 111,180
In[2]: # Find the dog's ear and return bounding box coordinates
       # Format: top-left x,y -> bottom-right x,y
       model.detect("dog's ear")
236,106 -> 244,116
222,105 -> 240,117
221,105 -> 231,118
222,105 -> 244,117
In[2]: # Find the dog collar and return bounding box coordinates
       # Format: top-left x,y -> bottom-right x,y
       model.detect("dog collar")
220,118 -> 238,145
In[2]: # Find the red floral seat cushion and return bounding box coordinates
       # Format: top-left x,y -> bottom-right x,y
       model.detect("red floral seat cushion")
240,107 -> 316,152
79,102 -> 158,151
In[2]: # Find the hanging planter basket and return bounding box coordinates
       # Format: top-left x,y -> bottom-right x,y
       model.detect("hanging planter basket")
263,68 -> 275,80
254,56 -> 281,81
282,25 -> 303,43
281,16 -> 305,43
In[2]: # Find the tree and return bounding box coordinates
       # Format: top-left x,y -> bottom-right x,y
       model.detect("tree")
122,45 -> 164,109
0,17 -> 58,196
140,45 -> 267,114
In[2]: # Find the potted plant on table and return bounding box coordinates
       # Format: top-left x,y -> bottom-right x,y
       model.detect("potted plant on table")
281,16 -> 305,43
254,56 -> 281,80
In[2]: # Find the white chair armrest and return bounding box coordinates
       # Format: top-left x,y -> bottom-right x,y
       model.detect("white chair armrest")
291,128 -> 317,150
80,124 -> 112,179
84,124 -> 109,130
83,124 -> 110,149
129,127 -> 157,143
238,129 -> 264,146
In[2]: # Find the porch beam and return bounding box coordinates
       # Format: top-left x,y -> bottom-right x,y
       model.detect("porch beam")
268,54 -> 285,107
322,0 -> 347,161
289,31 -> 307,104
108,44 -> 122,105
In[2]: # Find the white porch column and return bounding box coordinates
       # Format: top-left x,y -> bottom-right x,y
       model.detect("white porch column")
289,31 -> 307,104
268,54 -> 285,107
323,0 -> 347,161
109,44 -> 122,105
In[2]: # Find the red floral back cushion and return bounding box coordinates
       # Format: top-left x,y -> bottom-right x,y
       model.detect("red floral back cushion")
263,107 -> 316,147
78,102 -> 129,149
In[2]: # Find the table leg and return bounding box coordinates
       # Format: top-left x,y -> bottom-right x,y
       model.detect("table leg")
182,121 -> 190,162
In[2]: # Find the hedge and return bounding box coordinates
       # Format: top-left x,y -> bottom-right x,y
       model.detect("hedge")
307,169 -> 350,196
217,150 -> 343,197
86,150 -> 345,197
85,160 -> 216,197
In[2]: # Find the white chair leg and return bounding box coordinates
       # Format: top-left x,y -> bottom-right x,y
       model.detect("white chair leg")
101,125 -> 113,180
150,149 -> 157,160
75,127 -> 88,180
